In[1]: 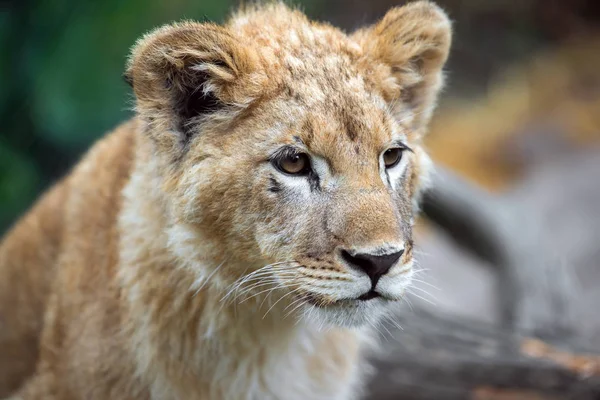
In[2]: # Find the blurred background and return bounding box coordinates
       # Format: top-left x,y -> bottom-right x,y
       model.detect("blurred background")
1,0 -> 599,397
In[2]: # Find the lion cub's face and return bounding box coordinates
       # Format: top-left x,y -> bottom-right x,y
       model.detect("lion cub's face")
127,2 -> 451,327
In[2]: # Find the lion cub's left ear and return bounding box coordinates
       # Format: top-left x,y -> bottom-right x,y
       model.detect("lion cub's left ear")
355,1 -> 452,134
125,22 -> 264,150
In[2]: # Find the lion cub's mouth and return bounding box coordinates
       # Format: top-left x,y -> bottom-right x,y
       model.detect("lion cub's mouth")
303,290 -> 384,308
356,290 -> 381,301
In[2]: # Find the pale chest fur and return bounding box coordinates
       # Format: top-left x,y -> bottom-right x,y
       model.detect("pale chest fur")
146,322 -> 368,400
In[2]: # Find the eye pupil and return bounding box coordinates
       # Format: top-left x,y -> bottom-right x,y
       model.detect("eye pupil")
384,148 -> 402,168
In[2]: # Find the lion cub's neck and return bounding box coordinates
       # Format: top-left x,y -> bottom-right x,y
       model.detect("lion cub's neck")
116,131 -> 366,400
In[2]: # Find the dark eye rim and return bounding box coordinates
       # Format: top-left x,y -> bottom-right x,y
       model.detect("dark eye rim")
383,147 -> 405,169
270,146 -> 312,176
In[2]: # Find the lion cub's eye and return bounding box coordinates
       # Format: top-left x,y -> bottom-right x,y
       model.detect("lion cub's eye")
383,148 -> 403,168
274,151 -> 310,175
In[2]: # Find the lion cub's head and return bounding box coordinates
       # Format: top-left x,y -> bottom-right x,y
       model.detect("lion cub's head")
125,1 -> 451,327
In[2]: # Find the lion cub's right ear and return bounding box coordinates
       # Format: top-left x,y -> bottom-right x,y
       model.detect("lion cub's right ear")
354,1 -> 451,135
125,22 -> 264,147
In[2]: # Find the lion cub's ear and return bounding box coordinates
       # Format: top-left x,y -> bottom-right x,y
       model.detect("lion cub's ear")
355,1 -> 452,134
125,22 -> 264,146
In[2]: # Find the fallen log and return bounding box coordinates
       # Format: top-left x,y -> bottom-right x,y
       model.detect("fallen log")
367,306 -> 600,400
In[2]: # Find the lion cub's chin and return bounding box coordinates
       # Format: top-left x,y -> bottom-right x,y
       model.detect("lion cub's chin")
301,297 -> 393,329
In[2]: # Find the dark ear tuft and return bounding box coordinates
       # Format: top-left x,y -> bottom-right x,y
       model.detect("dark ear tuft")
126,22 -> 264,150
175,77 -> 221,140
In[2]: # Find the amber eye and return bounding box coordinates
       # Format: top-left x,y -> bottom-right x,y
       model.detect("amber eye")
275,152 -> 310,175
383,147 -> 403,168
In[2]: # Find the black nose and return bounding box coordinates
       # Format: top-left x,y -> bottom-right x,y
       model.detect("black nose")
341,249 -> 404,287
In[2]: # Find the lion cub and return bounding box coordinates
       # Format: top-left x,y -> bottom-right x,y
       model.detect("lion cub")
0,2 -> 451,399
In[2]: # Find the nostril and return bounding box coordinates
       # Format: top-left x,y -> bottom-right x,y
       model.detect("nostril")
341,250 -> 371,271
341,249 -> 404,286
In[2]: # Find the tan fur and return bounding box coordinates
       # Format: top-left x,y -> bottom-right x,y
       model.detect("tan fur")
0,2 -> 451,399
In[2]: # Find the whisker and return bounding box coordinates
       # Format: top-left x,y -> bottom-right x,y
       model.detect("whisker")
406,289 -> 437,307
409,285 -> 438,300
379,318 -> 393,342
412,265 -> 430,274
220,261 -> 300,303
235,265 -> 298,287
262,286 -> 305,319
235,277 -> 306,306
236,261 -> 298,282
410,278 -> 441,291
192,259 -> 227,297
368,318 -> 385,342
237,281 -> 293,304
402,295 -> 415,312
285,297 -> 310,319
295,303 -> 312,326
410,268 -> 430,278
232,280 -> 284,303
233,281 -> 292,304
231,273 -> 297,298
235,269 -> 298,286
385,314 -> 404,331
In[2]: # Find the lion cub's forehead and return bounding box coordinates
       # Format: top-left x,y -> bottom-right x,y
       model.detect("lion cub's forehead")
228,3 -> 372,95
229,3 -> 363,64
296,100 -> 396,164
228,4 -> 400,158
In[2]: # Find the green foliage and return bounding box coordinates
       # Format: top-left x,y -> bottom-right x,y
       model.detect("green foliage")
30,0 -> 235,150
0,142 -> 39,231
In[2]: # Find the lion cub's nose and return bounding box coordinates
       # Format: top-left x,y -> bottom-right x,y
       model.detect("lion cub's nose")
341,249 -> 404,286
